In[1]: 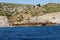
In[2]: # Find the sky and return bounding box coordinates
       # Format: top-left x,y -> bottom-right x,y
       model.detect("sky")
0,0 -> 60,5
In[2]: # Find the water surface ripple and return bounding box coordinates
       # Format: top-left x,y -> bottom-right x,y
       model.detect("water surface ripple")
0,26 -> 60,40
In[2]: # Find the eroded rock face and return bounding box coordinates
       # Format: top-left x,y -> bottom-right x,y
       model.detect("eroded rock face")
30,12 -> 60,23
0,16 -> 9,27
14,12 -> 60,26
15,12 -> 60,26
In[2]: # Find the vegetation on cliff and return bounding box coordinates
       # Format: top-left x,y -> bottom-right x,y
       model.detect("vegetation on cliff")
0,2 -> 60,25
43,3 -> 60,13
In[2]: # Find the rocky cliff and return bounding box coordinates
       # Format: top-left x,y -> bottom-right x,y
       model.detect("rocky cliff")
0,16 -> 9,26
14,12 -> 60,26
0,2 -> 60,26
30,12 -> 60,23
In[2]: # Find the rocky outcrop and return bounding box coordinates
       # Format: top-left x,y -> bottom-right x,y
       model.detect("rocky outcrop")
0,16 -> 9,27
14,12 -> 60,26
29,12 -> 60,23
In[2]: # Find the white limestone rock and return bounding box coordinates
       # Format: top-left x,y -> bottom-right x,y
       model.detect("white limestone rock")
0,16 -> 9,27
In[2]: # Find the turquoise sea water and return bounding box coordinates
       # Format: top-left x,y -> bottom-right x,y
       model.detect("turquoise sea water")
0,26 -> 60,40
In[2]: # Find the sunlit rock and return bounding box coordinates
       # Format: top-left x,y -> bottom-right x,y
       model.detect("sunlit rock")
0,16 -> 9,27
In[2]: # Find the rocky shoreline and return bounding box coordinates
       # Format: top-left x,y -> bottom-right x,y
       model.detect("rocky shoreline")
13,12 -> 60,26
0,12 -> 60,26
0,3 -> 60,27
13,23 -> 57,26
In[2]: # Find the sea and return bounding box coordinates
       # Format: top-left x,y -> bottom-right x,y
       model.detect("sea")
0,26 -> 60,40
